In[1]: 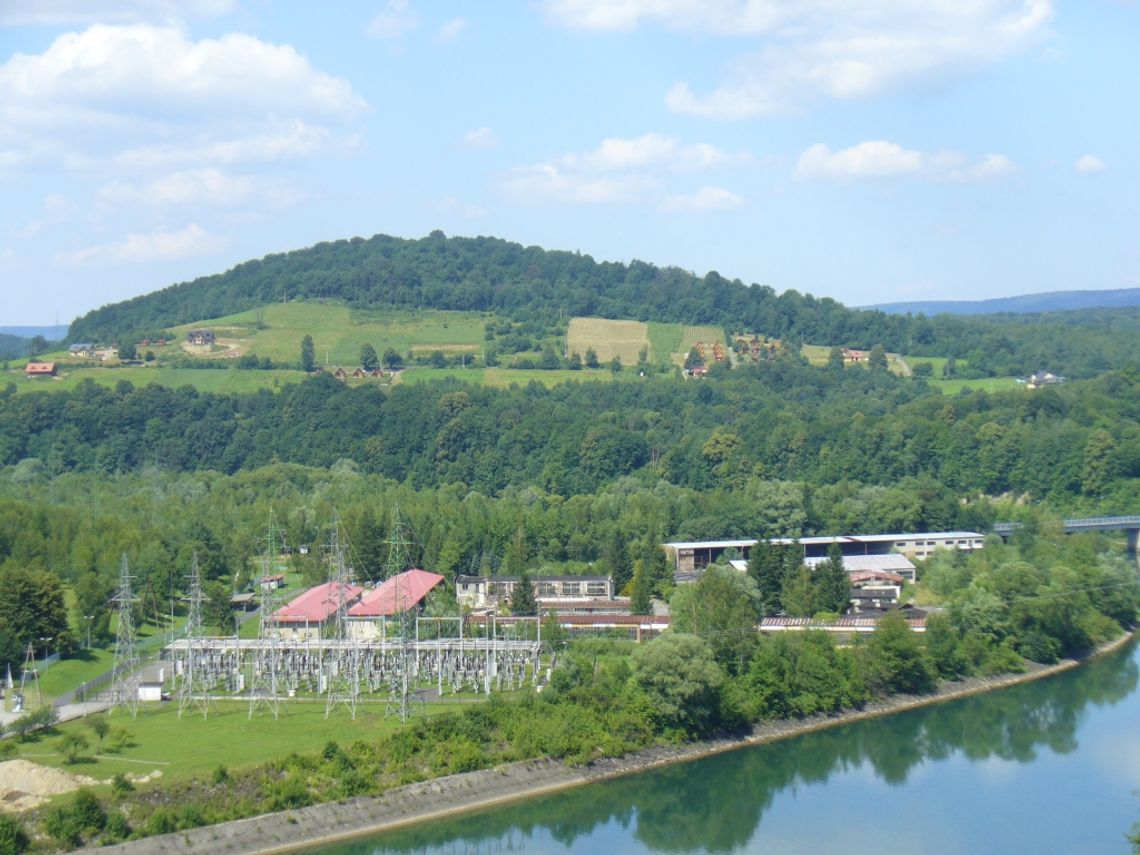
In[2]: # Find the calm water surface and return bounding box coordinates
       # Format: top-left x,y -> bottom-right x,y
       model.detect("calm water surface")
310,640 -> 1140,855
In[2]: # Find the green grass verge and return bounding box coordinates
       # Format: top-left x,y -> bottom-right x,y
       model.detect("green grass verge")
28,700 -> 469,783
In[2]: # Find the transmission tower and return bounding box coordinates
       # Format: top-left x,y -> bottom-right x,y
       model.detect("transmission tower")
18,642 -> 42,711
110,554 -> 141,717
324,513 -> 360,718
249,514 -> 287,719
384,505 -> 420,722
178,552 -> 214,719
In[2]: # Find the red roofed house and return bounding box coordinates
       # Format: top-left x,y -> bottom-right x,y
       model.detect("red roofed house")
272,581 -> 362,640
25,362 -> 57,377
348,569 -> 444,640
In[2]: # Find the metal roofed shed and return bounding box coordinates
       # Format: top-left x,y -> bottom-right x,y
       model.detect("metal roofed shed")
273,581 -> 363,628
348,569 -> 444,618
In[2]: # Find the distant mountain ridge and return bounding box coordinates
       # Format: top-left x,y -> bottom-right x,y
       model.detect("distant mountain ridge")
0,325 -> 69,339
866,288 -> 1140,316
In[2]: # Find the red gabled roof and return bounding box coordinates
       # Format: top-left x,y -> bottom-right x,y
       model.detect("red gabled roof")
273,581 -> 362,624
348,569 -> 444,617
25,362 -> 56,375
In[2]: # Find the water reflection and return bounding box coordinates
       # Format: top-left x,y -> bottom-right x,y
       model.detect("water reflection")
312,642 -> 1137,855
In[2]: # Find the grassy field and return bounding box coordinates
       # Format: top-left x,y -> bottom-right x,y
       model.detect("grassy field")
400,366 -> 633,388
21,700 -> 469,783
566,318 -> 648,365
167,302 -> 491,367
8,366 -> 308,395
646,322 -> 681,364
930,377 -> 1018,394
676,325 -> 724,366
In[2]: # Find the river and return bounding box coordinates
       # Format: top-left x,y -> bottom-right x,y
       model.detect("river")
309,640 -> 1140,854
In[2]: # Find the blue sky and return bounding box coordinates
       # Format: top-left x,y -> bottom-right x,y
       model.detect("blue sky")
1,1 -> 1136,326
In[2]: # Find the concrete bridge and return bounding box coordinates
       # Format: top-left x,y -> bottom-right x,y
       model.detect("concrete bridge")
993,515 -> 1140,552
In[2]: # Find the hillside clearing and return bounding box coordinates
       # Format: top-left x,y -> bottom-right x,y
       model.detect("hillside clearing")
566,318 -> 648,365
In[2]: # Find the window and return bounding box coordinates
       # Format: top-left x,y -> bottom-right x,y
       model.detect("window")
536,582 -> 557,598
586,582 -> 608,597
562,582 -> 581,596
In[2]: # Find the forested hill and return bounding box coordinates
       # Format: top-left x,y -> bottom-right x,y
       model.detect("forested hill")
70,232 -> 1140,378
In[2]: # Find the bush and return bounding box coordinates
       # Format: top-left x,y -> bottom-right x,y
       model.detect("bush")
212,764 -> 229,785
0,813 -> 30,854
145,809 -> 177,837
102,811 -> 131,843
111,773 -> 135,797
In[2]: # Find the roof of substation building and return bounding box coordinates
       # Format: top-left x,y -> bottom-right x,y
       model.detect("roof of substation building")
273,581 -> 362,623
348,569 -> 444,617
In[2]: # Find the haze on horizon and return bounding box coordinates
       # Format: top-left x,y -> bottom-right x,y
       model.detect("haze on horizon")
1,1 -> 1136,326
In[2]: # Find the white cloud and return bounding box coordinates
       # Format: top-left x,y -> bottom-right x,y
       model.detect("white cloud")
549,1 -> 1053,118
1075,154 -> 1105,174
98,168 -> 301,207
438,17 -> 467,43
433,196 -> 487,218
796,141 -> 1015,182
565,133 -> 749,172
503,163 -> 656,204
367,0 -> 420,41
660,186 -> 745,213
59,223 -> 225,264
504,133 -> 749,206
12,192 -> 77,238
0,25 -> 364,119
0,0 -> 234,26
462,127 -> 498,148
0,25 -> 365,176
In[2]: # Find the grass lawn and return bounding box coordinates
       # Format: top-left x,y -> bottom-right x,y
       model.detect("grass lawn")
168,303 -> 491,367
26,700 -> 471,783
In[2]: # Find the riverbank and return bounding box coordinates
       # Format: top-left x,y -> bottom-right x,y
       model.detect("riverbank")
95,632 -> 1135,855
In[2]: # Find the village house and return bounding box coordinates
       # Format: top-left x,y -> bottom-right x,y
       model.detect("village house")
25,362 -> 57,377
68,343 -> 95,358
186,329 -> 216,346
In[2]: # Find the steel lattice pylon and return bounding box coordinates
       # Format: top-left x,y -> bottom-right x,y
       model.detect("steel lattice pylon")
324,513 -> 360,718
178,552 -> 215,719
383,505 -> 421,722
110,554 -> 140,717
249,513 -> 287,719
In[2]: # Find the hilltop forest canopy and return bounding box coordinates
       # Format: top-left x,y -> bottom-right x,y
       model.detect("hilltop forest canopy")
69,232 -> 1140,378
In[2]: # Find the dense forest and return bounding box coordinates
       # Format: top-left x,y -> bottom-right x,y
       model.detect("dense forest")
3,361 -> 1140,507
68,232 -> 1140,378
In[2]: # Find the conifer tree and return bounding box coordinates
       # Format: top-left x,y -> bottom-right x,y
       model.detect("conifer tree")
509,570 -> 538,616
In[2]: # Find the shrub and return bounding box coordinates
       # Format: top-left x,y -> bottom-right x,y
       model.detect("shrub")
146,809 -> 177,837
211,765 -> 229,785
111,773 -> 135,797
0,813 -> 30,854
102,811 -> 131,843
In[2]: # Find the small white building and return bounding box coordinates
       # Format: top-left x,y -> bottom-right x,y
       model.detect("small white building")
138,664 -> 166,702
